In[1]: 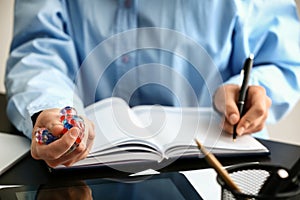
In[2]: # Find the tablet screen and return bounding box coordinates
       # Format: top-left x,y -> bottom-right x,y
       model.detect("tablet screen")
0,172 -> 203,200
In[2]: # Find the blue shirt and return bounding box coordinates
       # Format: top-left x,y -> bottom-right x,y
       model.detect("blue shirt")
5,0 -> 300,138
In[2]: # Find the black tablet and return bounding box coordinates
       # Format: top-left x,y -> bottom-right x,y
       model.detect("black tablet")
0,172 -> 203,200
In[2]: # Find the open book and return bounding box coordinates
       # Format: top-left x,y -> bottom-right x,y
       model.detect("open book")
57,97 -> 269,169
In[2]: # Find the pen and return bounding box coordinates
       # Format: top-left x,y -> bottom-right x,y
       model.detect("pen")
195,139 -> 242,193
233,54 -> 254,141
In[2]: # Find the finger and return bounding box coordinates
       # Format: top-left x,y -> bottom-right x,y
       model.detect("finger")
62,145 -> 90,167
219,117 -> 234,134
46,143 -> 89,168
36,128 -> 80,160
86,121 -> 95,147
61,123 -> 95,167
236,87 -> 271,135
238,104 -> 269,134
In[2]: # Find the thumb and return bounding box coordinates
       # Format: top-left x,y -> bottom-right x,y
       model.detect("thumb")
69,128 -> 79,140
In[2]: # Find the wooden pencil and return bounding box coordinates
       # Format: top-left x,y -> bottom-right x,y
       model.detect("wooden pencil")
195,139 -> 242,193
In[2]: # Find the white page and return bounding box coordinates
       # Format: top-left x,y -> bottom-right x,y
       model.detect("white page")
84,97 -> 268,163
132,105 -> 205,152
132,105 -> 268,154
85,98 -> 163,154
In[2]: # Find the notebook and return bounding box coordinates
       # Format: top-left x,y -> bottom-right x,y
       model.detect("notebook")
54,97 -> 269,170
0,132 -> 30,176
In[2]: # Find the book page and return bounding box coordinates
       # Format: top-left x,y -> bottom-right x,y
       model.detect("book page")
132,106 -> 214,151
85,98 -> 163,156
132,105 -> 268,158
84,97 -> 268,165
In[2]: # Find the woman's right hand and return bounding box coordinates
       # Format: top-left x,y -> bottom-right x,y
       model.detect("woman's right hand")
31,108 -> 95,168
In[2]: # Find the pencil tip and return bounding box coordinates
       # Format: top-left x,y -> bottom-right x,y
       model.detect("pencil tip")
195,138 -> 201,146
233,139 -> 236,142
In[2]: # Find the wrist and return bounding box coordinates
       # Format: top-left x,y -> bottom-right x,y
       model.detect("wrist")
31,111 -> 42,127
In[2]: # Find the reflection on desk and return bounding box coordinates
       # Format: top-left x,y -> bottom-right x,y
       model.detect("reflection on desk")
0,172 -> 203,200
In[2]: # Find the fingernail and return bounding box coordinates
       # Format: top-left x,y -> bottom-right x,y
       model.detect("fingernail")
229,114 -> 238,124
237,127 -> 245,136
70,129 -> 79,138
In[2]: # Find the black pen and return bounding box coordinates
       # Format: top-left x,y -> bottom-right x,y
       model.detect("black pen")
233,54 -> 254,141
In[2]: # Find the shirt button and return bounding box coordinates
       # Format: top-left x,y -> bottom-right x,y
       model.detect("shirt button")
124,0 -> 131,8
122,55 -> 130,63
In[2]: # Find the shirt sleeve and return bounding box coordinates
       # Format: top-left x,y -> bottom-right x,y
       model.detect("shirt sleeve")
225,0 -> 300,123
5,0 -> 84,138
